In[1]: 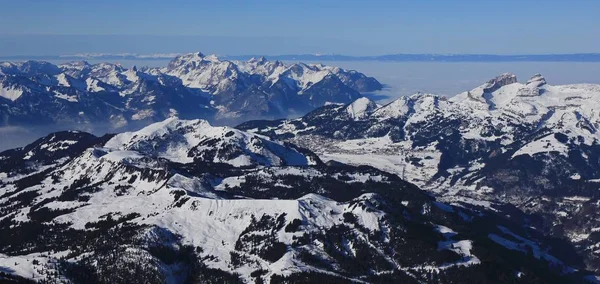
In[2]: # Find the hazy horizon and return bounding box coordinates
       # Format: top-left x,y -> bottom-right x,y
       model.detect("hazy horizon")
1,35 -> 599,58
1,1 -> 599,56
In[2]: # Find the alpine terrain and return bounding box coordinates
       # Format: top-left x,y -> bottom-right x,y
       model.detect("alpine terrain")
0,52 -> 382,129
238,73 -> 600,275
0,118 -> 594,283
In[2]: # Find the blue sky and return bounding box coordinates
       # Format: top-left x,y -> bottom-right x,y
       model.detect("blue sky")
0,0 -> 598,55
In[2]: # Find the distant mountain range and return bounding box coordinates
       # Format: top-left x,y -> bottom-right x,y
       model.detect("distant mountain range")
2,53 -> 600,62
0,52 -> 381,128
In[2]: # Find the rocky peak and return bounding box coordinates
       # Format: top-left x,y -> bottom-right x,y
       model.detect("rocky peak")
248,56 -> 268,65
482,73 -> 518,93
182,52 -> 206,60
167,52 -> 208,70
527,73 -> 547,87
516,74 -> 547,97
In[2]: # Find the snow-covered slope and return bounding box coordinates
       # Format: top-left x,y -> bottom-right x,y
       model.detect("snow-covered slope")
0,80 -> 26,101
346,97 -> 379,120
238,74 -> 600,273
104,118 -> 315,166
0,117 -> 587,283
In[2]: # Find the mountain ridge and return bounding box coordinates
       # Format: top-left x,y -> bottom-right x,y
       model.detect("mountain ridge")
0,52 -> 382,129
0,118 -> 593,282
237,73 -> 600,273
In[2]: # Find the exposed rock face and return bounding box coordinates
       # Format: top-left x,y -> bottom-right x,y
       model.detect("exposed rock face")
515,74 -> 547,97
483,73 -> 518,93
527,73 -> 547,87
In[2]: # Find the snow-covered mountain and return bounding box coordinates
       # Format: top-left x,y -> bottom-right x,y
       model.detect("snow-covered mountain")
0,118 -> 590,283
162,52 -> 381,120
0,60 -> 213,129
238,73 -> 600,273
0,53 -> 381,129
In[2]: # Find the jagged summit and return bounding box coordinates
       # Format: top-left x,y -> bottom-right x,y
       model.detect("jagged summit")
482,72 -> 518,93
247,56 -> 268,64
166,52 -> 221,70
527,73 -> 547,87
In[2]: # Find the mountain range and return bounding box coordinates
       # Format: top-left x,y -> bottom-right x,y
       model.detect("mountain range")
0,118 -> 594,283
238,73 -> 600,274
0,52 -> 381,128
4,64 -> 600,282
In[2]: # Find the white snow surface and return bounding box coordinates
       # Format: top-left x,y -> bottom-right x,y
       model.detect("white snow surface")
346,97 -> 378,120
105,117 -> 313,166
53,90 -> 78,102
0,83 -> 24,101
0,140 -> 393,282
162,52 -> 365,95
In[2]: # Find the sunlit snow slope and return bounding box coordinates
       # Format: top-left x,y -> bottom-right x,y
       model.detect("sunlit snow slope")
0,118 -> 588,283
